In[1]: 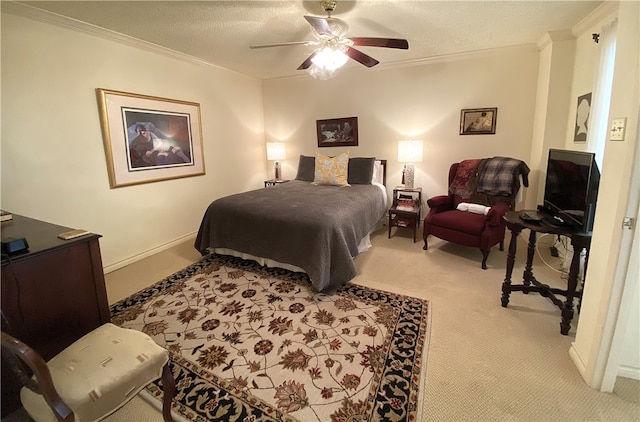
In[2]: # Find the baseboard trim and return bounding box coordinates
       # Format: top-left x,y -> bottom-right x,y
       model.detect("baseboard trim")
617,364 -> 640,381
569,341 -> 589,382
103,232 -> 197,274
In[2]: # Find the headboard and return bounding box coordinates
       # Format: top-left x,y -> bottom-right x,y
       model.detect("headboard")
377,159 -> 387,186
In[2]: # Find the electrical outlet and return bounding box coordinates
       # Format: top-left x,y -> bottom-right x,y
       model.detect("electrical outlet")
610,117 -> 627,141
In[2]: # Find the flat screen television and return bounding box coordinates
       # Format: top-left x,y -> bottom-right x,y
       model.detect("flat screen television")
542,148 -> 600,232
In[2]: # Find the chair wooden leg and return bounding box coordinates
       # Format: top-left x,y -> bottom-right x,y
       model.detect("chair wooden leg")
481,249 -> 489,270
423,234 -> 429,250
499,240 -> 504,251
161,362 -> 175,422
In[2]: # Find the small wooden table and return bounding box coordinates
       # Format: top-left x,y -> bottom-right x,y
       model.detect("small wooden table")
388,187 -> 422,242
264,179 -> 290,187
389,186 -> 422,243
388,204 -> 421,242
500,210 -> 592,335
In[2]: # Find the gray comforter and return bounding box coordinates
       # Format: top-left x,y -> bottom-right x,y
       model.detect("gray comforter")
194,180 -> 387,292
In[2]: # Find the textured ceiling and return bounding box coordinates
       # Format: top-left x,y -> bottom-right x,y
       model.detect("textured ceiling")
16,1 -> 601,80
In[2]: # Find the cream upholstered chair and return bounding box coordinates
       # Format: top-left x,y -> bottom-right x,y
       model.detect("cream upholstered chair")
1,323 -> 175,422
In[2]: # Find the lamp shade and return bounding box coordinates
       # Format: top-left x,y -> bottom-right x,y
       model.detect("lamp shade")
397,140 -> 423,163
266,142 -> 286,161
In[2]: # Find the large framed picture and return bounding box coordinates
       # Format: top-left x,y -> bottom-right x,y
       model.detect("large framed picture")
96,88 -> 205,188
459,107 -> 497,135
316,117 -> 358,147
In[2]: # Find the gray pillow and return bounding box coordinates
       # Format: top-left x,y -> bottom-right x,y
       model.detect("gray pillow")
295,155 -> 315,181
348,157 -> 376,184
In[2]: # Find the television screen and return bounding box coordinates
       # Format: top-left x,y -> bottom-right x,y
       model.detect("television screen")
543,149 -> 600,232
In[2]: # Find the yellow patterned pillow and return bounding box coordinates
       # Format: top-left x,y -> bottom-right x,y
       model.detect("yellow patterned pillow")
313,151 -> 350,187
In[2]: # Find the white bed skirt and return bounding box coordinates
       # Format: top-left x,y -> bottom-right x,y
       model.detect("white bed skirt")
213,231 -> 374,275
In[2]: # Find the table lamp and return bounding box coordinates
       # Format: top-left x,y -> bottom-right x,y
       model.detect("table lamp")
397,140 -> 423,189
266,142 -> 286,180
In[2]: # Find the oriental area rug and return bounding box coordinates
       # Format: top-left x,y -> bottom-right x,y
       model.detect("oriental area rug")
110,254 -> 431,422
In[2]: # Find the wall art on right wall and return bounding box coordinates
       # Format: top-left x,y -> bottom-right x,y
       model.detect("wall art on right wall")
574,92 -> 592,142
459,107 -> 497,135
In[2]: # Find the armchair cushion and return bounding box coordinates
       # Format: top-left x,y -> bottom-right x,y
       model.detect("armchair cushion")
433,210 -> 488,236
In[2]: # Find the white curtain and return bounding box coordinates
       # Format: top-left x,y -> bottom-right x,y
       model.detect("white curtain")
587,19 -> 618,169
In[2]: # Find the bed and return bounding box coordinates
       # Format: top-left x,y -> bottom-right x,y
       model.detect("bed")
194,155 -> 387,292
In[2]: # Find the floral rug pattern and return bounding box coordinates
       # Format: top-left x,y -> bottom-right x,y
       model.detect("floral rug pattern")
110,254 -> 430,421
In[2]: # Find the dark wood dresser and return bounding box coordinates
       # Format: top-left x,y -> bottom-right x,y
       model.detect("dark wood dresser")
1,214 -> 110,416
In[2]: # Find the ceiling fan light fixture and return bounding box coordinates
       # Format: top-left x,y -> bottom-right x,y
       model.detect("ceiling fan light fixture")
251,1 -> 408,78
307,64 -> 334,80
311,47 -> 348,69
308,47 -> 348,79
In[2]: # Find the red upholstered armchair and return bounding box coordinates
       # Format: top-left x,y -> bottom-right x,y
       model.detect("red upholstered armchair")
423,158 -> 529,269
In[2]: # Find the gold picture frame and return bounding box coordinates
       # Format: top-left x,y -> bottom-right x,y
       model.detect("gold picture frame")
459,107 -> 497,135
96,88 -> 205,188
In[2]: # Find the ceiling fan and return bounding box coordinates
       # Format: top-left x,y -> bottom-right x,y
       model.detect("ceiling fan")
250,1 -> 409,73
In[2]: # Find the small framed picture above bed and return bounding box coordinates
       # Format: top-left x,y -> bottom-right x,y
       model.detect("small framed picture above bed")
316,117 -> 358,147
96,88 -> 205,188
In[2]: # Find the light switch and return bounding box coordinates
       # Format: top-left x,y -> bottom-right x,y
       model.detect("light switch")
610,117 -> 626,141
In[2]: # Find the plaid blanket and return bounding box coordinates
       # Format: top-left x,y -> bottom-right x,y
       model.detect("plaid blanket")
477,157 -> 529,196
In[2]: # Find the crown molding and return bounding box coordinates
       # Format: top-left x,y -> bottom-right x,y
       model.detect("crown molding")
264,43 -> 539,81
2,1 -> 247,78
536,30 -> 576,50
572,1 -> 619,37
379,43 -> 539,70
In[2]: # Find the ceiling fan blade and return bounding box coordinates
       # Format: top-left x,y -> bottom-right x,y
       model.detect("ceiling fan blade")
346,47 -> 379,68
304,15 -> 333,36
297,52 -> 318,70
351,37 -> 409,49
250,41 -> 311,49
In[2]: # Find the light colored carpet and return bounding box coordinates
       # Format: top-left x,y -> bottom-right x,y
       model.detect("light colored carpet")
4,225 -> 638,421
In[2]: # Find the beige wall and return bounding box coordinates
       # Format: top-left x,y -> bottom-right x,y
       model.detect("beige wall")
1,11 -> 266,271
263,47 -> 539,202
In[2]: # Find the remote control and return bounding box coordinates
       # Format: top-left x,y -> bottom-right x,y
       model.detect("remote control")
520,211 -> 542,222
58,229 -> 90,240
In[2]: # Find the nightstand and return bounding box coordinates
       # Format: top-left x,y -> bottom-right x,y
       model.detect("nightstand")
264,179 -> 290,187
388,187 -> 422,242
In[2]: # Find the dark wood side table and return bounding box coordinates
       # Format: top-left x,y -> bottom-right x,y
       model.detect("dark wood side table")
388,188 -> 422,242
388,204 -> 421,242
264,179 -> 290,187
1,214 -> 110,415
500,210 -> 592,335
392,186 -> 422,220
